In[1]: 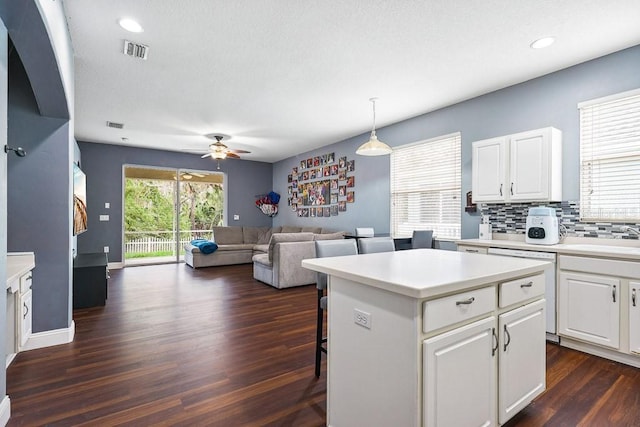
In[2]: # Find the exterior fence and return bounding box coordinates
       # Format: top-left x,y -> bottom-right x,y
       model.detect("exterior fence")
124,230 -> 212,255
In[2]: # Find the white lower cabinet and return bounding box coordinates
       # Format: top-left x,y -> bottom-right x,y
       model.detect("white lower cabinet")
19,289 -> 33,349
558,271 -> 620,349
423,316 -> 497,427
498,299 -> 546,424
630,281 -> 640,354
423,295 -> 546,426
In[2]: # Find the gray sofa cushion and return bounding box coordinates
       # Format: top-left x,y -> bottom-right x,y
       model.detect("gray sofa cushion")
243,226 -> 271,244
253,244 -> 269,254
212,226 -> 244,244
268,232 -> 314,262
314,231 -> 346,240
301,226 -> 322,234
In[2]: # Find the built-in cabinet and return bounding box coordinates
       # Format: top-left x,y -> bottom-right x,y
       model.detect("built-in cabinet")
630,281 -> 640,354
423,277 -> 546,426
558,271 -> 620,349
6,260 -> 34,367
558,255 -> 640,365
472,127 -> 562,203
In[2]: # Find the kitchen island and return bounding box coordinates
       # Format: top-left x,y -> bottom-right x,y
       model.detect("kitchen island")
303,249 -> 550,427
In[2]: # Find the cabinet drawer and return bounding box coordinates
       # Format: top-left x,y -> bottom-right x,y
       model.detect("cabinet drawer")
457,245 -> 488,255
19,272 -> 32,294
423,286 -> 495,333
499,273 -> 544,308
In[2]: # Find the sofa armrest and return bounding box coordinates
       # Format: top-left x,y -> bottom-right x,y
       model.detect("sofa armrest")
272,241 -> 317,287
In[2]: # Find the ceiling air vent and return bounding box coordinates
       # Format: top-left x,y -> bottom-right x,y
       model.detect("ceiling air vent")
123,40 -> 149,60
106,121 -> 124,129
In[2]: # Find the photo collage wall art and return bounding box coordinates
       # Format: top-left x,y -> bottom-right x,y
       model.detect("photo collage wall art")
286,152 -> 356,218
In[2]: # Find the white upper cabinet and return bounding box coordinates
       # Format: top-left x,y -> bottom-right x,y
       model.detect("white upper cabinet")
472,127 -> 562,203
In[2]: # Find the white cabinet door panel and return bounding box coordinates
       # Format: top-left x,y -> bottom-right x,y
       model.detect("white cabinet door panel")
558,272 -> 620,349
509,130 -> 550,201
472,137 -> 506,202
499,299 -> 546,425
423,316 -> 497,427
630,281 -> 640,354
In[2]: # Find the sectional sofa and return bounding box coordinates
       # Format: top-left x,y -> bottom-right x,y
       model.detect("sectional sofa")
183,225 -> 346,289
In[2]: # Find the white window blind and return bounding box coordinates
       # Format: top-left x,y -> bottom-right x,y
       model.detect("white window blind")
390,133 -> 461,239
579,89 -> 640,222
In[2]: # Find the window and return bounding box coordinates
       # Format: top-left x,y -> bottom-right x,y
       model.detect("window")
390,133 -> 461,239
579,89 -> 640,222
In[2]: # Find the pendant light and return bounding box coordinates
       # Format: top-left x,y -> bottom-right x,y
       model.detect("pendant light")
356,97 -> 392,156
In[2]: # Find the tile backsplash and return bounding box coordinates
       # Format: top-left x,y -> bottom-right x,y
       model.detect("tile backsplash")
480,201 -> 640,240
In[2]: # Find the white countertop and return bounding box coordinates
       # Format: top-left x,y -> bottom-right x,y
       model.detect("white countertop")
302,249 -> 549,299
7,252 -> 35,286
458,237 -> 640,260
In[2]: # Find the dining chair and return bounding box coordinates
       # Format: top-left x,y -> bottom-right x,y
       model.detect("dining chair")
355,227 -> 375,237
411,230 -> 434,249
358,236 -> 396,254
314,239 -> 358,377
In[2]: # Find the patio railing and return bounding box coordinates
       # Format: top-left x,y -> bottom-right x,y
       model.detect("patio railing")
124,230 -> 213,258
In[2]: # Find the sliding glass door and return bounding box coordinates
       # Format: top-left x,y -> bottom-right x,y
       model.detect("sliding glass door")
123,166 -> 224,266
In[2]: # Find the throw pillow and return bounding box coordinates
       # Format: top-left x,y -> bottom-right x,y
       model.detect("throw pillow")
313,232 -> 346,241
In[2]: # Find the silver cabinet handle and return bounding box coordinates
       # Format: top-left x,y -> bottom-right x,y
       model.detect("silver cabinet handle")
456,297 -> 475,306
492,327 -> 498,356
613,285 -> 617,303
466,249 -> 479,253
23,302 -> 29,319
499,184 -> 503,196
633,288 -> 636,307
520,281 -> 533,288
510,182 -> 514,195
503,324 -> 511,351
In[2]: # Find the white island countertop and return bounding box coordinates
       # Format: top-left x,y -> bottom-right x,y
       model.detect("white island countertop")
7,252 -> 35,287
302,248 -> 550,299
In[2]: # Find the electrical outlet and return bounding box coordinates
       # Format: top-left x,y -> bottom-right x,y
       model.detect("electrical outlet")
103,246 -> 109,253
354,309 -> 371,329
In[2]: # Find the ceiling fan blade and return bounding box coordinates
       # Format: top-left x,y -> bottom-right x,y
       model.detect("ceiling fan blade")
226,153 -> 241,159
228,149 -> 251,154
201,153 -> 212,158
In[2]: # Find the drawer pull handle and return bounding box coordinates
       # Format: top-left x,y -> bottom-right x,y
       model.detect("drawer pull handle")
466,249 -> 479,253
520,281 -> 533,288
499,184 -> 503,196
26,275 -> 32,282
456,297 -> 475,306
510,182 -> 514,195
633,288 -> 637,307
492,327 -> 498,356
612,285 -> 617,303
23,302 -> 29,319
503,325 -> 511,352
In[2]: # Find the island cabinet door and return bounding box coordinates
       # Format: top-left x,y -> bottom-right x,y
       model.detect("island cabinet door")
630,282 -> 640,354
498,299 -> 546,425
423,316 -> 497,427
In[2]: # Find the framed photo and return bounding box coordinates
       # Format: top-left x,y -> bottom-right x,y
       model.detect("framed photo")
317,207 -> 324,217
347,160 -> 355,172
338,170 -> 346,180
331,205 -> 339,216
307,158 -> 313,168
346,176 -> 355,187
330,194 -> 338,204
309,169 -> 316,179
339,156 -> 347,168
331,179 -> 338,190
338,201 -> 347,212
330,165 -> 338,175
293,166 -> 298,174
300,161 -> 306,170
326,152 -> 335,164
314,156 -> 320,166
339,185 -> 346,197
347,191 -> 355,203
288,174 -> 292,183
323,166 -> 331,177
323,207 -> 331,217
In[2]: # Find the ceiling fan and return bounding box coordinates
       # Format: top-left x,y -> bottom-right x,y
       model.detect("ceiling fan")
200,134 -> 251,160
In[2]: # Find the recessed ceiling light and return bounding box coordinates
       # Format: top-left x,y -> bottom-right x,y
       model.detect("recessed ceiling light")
119,18 -> 143,33
530,37 -> 555,49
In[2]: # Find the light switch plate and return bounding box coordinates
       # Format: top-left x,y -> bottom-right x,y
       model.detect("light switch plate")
233,214 -> 240,220
99,215 -> 109,221
105,202 -> 110,209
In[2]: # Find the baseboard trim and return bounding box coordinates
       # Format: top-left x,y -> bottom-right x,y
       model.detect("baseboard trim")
108,262 -> 124,270
0,396 -> 10,426
21,321 -> 75,351
560,337 -> 640,368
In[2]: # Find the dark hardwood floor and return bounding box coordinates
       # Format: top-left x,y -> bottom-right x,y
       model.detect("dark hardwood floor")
6,263 -> 640,426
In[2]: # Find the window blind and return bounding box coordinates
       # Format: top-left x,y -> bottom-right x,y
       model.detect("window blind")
579,89 -> 640,222
390,133 -> 461,239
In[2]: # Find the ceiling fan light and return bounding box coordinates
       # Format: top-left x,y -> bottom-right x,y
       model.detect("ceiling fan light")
211,151 -> 227,160
356,131 -> 393,156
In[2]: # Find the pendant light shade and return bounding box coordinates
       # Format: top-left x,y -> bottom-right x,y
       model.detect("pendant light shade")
356,98 -> 392,156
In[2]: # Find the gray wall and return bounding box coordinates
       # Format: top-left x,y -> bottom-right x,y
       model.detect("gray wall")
77,142 -> 273,261
273,44 -> 640,239
7,47 -> 72,333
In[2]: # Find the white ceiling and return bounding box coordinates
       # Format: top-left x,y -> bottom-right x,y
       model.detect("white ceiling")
63,0 -> 640,163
